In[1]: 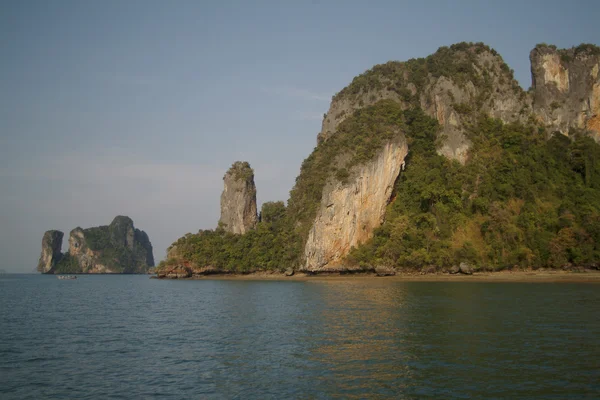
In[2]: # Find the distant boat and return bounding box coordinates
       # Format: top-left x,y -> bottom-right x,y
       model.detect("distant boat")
57,275 -> 77,280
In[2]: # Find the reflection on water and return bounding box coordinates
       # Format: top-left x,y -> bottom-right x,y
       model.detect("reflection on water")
310,282 -> 414,398
306,281 -> 600,399
1,276 -> 599,399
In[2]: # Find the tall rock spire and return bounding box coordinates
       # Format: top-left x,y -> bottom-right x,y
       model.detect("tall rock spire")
37,230 -> 64,273
219,161 -> 258,234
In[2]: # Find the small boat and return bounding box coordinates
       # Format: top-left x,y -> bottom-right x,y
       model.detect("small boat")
57,275 -> 77,280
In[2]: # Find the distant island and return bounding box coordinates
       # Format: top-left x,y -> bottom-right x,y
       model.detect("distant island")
156,42 -> 600,279
38,216 -> 154,274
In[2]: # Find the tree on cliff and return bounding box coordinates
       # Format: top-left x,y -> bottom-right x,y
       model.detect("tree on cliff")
158,42 -> 600,275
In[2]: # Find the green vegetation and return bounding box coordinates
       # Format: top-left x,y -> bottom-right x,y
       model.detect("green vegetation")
163,101 -> 412,272
349,115 -> 600,270
54,221 -> 152,273
160,40 -> 600,274
82,226 -> 111,250
453,103 -> 473,115
287,100 -> 408,245
162,97 -> 600,273
573,43 -> 600,56
54,253 -> 80,274
541,43 -> 600,63
333,42 -> 516,104
535,43 -> 558,51
229,161 -> 254,181
163,201 -> 300,273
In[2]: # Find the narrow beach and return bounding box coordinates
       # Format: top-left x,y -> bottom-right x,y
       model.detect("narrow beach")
174,270 -> 600,283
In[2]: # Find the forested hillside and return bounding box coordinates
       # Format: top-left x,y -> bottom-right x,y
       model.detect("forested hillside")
158,42 -> 600,276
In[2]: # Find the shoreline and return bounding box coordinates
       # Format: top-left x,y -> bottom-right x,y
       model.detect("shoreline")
154,270 -> 600,283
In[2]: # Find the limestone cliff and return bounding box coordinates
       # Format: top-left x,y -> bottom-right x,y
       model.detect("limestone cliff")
319,43 -> 528,164
36,230 -> 64,273
530,44 -> 600,141
134,229 -> 155,267
303,136 -> 408,272
219,161 -> 258,234
158,41 -> 600,276
38,216 -> 154,274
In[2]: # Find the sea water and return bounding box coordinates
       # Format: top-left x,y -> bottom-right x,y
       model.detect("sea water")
1,274 -> 599,399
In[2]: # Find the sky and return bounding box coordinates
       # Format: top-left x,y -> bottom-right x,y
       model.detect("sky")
1,0 -> 598,272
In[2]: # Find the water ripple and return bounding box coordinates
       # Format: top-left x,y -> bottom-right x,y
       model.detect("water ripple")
1,276 -> 599,399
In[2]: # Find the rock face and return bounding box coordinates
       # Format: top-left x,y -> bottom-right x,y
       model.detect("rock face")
319,43 -> 528,164
109,215 -> 135,250
37,216 -> 154,274
134,229 -> 155,267
36,230 -> 64,273
156,261 -> 220,279
375,266 -> 396,276
299,43 -> 599,273
530,44 -> 600,142
68,227 -> 98,272
158,41 -> 600,277
459,262 -> 474,275
303,136 -> 408,272
219,161 -> 258,234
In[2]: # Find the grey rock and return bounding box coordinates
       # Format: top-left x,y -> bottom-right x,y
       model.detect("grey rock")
37,230 -> 64,274
459,262 -> 473,275
530,44 -> 600,142
375,266 -> 396,276
109,216 -> 135,249
303,135 -> 408,272
284,268 -> 294,277
134,229 -> 154,267
42,217 -> 154,274
450,265 -> 460,274
318,43 -> 528,165
218,161 -> 258,234
421,266 -> 437,275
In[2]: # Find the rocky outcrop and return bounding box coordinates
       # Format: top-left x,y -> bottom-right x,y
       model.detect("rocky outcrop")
157,41 -> 600,277
156,262 -> 220,279
37,216 -> 154,274
530,44 -> 600,141
109,215 -> 135,250
459,262 -> 474,275
37,230 -> 64,273
68,227 -> 101,272
134,229 -> 155,267
375,266 -> 396,276
319,43 -> 528,164
450,263 -> 474,275
157,264 -> 192,279
219,161 -> 258,234
303,136 -> 408,272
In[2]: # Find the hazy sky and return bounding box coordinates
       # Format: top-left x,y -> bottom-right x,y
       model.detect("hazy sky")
1,0 -> 598,272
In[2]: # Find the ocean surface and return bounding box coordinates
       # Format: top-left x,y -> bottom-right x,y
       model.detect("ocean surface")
1,274 -> 599,399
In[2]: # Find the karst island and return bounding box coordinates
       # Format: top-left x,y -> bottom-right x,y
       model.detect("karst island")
38,216 -> 154,274
154,42 -> 600,279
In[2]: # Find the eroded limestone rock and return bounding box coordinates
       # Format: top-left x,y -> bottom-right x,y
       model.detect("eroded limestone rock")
530,44 -> 600,141
303,136 -> 408,272
219,161 -> 258,234
319,44 -> 528,164
39,217 -> 154,274
37,230 -> 64,274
